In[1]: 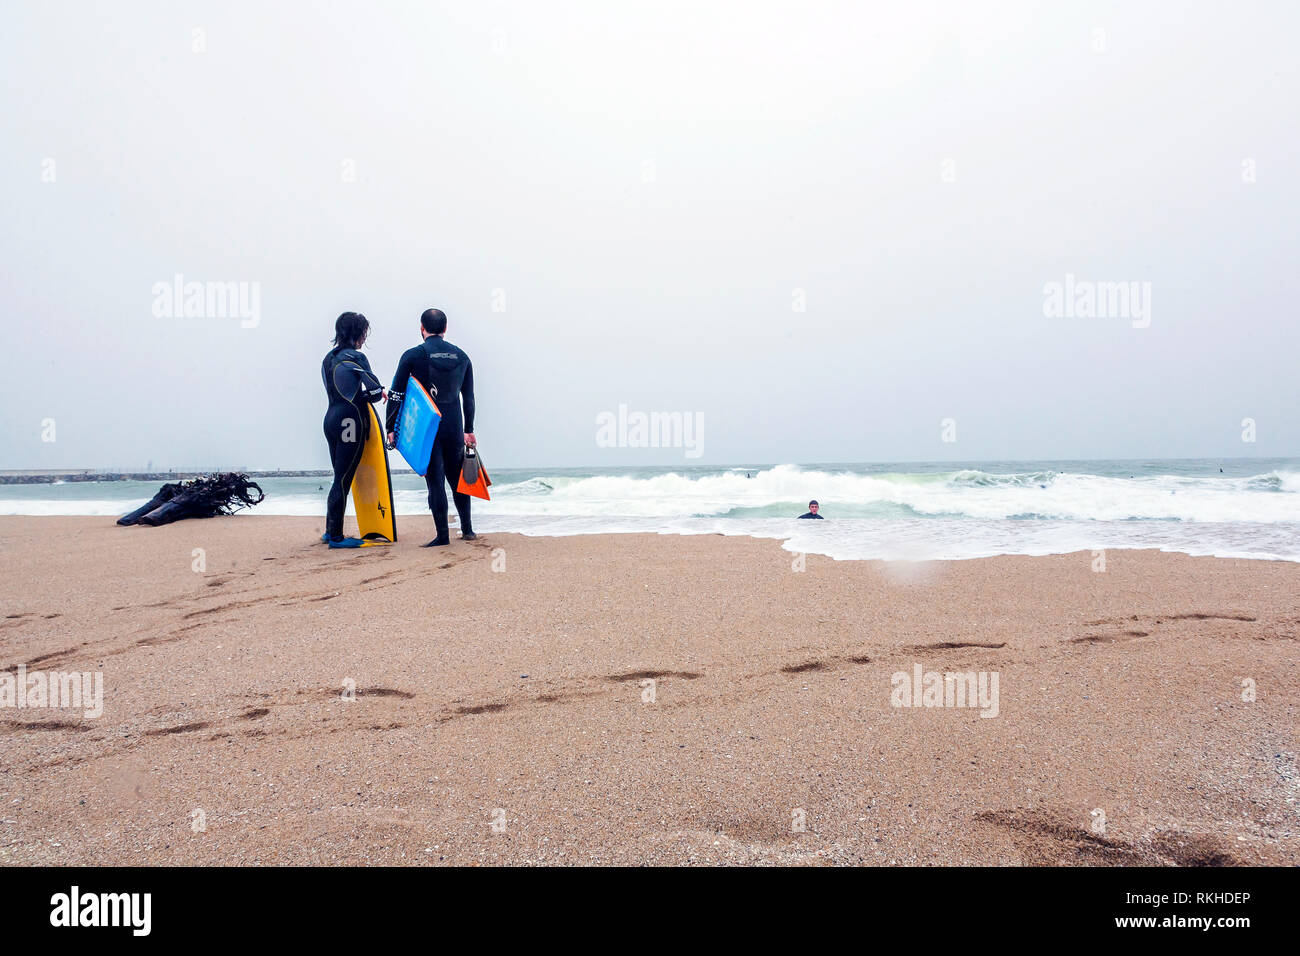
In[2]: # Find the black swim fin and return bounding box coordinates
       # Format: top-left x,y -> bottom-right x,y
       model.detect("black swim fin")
461,447 -> 480,485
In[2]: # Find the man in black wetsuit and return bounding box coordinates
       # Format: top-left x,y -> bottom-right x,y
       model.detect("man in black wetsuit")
798,500 -> 823,519
386,308 -> 477,547
321,312 -> 386,548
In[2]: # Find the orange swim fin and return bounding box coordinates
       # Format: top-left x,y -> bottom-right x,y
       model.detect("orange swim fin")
457,446 -> 491,500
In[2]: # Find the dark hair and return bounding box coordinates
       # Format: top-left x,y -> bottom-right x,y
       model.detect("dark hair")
334,312 -> 369,349
808,500 -> 819,507
420,308 -> 448,335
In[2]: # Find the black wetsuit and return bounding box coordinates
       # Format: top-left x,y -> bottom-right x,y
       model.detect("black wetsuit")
798,512 -> 823,519
386,336 -> 475,540
321,347 -> 385,540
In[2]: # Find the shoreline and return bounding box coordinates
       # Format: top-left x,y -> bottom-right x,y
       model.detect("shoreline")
1,517 -> 1297,865
3,512 -> 1298,567
3,512 -> 1300,570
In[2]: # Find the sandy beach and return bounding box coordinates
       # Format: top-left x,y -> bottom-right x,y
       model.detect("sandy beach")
1,516 -> 1296,866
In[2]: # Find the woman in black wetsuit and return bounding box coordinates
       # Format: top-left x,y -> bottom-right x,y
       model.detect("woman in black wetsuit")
321,312 -> 386,548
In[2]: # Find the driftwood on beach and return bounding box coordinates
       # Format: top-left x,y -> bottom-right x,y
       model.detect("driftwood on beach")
117,473 -> 265,526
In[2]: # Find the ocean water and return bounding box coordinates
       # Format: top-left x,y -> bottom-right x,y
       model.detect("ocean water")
4,459 -> 1299,562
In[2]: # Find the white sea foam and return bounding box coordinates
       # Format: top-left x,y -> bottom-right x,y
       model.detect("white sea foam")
481,465 -> 1300,524
4,465 -> 1298,561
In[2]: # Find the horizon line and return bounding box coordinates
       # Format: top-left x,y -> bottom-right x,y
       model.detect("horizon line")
2,453 -> 1295,478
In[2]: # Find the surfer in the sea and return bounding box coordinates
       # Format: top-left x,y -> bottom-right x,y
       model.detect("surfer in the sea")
321,312 -> 386,548
386,308 -> 477,547
798,500 -> 824,519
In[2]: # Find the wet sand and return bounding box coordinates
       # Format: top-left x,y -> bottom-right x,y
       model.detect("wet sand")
1,516 -> 1297,865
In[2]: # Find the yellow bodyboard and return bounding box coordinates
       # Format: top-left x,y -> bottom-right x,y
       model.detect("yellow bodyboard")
350,403 -> 396,544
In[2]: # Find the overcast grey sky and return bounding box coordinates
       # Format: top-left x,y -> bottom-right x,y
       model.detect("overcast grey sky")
3,0 -> 1297,470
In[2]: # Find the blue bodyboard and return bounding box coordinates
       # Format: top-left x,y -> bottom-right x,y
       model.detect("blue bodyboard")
395,374 -> 441,475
